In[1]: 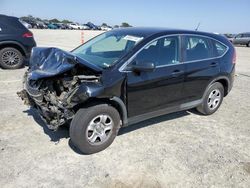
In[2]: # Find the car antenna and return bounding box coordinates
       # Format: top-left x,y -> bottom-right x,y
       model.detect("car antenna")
195,22 -> 201,31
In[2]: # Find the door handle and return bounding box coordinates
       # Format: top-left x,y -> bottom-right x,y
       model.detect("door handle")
171,70 -> 184,77
210,62 -> 218,67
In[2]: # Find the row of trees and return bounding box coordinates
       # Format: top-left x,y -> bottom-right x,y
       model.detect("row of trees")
20,15 -> 132,27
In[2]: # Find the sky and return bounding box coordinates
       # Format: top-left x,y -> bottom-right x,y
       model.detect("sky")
0,0 -> 249,33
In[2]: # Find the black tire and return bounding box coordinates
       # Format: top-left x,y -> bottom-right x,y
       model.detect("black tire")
0,47 -> 24,69
196,82 -> 224,115
70,104 -> 120,154
247,41 -> 250,47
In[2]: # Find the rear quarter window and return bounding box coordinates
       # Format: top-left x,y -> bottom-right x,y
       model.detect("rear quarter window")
214,41 -> 227,56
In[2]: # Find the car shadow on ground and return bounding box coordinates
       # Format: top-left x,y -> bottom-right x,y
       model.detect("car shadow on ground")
118,110 -> 192,136
23,108 -> 70,142
24,107 -> 197,154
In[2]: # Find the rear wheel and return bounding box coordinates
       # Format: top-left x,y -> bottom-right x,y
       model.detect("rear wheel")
196,82 -> 224,115
70,104 -> 120,154
0,47 -> 24,69
247,41 -> 250,47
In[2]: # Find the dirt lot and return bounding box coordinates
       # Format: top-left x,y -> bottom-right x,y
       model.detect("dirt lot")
0,30 -> 250,188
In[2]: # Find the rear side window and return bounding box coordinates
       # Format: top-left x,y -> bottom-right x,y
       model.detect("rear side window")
184,36 -> 213,61
214,41 -> 227,56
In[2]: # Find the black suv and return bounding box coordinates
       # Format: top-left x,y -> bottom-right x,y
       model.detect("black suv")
18,28 -> 235,154
0,15 -> 36,69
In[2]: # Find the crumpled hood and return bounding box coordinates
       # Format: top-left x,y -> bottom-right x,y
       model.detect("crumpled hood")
28,47 -> 102,80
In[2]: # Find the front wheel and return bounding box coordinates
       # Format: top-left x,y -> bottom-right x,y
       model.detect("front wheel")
196,82 -> 224,115
70,104 -> 121,154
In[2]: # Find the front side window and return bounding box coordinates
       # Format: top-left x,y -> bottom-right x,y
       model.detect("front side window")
184,36 -> 213,61
236,34 -> 242,38
128,36 -> 179,68
73,32 -> 143,68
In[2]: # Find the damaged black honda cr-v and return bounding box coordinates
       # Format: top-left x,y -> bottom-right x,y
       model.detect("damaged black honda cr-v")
18,27 -> 236,154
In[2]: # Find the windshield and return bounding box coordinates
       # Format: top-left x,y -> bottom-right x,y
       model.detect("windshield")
72,32 -> 143,68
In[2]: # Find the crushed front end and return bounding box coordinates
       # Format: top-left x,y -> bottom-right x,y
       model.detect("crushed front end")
18,47 -> 102,130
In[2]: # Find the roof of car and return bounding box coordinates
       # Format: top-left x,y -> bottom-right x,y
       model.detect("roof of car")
0,14 -> 18,21
113,27 -> 221,38
112,27 -> 230,44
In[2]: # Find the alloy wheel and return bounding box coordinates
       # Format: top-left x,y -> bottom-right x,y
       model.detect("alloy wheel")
86,114 -> 114,145
1,50 -> 21,67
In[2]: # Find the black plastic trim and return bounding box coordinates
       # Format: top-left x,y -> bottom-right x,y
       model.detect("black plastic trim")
127,99 -> 202,126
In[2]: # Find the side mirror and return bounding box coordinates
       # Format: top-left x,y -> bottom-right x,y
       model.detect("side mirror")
131,61 -> 155,72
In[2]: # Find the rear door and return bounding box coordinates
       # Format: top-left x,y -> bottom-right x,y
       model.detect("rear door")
182,35 -> 220,102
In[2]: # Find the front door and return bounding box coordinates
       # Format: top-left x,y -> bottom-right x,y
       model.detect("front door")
124,36 -> 185,117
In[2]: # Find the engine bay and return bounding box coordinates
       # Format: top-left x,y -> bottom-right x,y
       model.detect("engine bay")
18,67 -> 101,130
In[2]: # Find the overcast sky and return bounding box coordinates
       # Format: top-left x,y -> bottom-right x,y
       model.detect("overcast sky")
1,0 -> 249,33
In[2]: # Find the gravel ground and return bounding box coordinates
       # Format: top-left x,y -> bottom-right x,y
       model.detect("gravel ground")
0,30 -> 250,188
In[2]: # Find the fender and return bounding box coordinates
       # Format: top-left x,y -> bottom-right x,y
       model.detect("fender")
0,40 -> 27,56
67,83 -> 128,125
111,96 -> 128,126
202,76 -> 230,100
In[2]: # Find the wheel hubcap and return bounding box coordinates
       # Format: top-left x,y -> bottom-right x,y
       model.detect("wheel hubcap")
86,114 -> 114,145
207,89 -> 221,110
1,50 -> 20,66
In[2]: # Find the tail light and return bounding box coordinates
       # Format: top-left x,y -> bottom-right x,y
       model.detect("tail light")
232,48 -> 236,64
22,32 -> 33,38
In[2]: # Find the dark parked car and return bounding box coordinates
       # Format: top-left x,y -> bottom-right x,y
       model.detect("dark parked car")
21,18 -> 46,29
36,21 -> 47,29
86,22 -> 100,30
18,27 -> 236,154
0,15 -> 36,69
232,32 -> 250,47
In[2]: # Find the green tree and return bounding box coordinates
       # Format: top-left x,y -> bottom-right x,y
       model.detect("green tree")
62,19 -> 72,24
20,15 -> 35,21
101,23 -> 108,27
49,18 -> 60,23
121,22 -> 131,27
